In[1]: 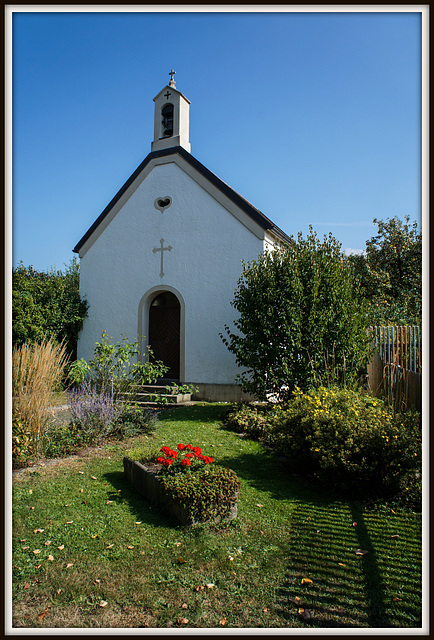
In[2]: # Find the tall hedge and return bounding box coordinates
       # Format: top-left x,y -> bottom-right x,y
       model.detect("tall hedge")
12,258 -> 89,359
222,228 -> 371,401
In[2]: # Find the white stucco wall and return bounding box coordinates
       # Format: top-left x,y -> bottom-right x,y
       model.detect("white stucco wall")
77,160 -> 266,385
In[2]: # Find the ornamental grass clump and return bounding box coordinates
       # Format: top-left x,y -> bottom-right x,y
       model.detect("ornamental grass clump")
12,337 -> 69,459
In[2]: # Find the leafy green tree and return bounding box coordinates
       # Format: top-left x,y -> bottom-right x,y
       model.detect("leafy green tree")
349,216 -> 422,325
222,228 -> 371,402
12,258 -> 89,359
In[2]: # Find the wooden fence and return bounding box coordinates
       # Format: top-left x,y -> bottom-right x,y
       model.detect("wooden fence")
367,325 -> 422,412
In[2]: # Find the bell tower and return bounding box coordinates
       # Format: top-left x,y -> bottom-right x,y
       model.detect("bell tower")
151,70 -> 191,153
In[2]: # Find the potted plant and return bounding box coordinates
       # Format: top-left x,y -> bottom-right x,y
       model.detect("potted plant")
123,443 -> 240,526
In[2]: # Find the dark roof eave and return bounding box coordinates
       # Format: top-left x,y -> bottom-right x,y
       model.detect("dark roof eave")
73,146 -> 290,253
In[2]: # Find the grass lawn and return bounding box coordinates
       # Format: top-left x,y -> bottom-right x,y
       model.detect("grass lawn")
11,404 -> 423,629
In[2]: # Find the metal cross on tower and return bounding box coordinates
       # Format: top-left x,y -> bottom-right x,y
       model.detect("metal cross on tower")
169,69 -> 176,87
152,238 -> 172,277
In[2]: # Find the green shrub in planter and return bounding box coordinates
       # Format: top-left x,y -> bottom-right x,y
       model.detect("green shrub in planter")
137,443 -> 241,524
162,466 -> 240,523
271,386 -> 421,502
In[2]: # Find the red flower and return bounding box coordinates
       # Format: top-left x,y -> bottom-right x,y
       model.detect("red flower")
181,459 -> 191,466
185,453 -> 194,459
187,444 -> 194,451
169,450 -> 178,458
193,446 -> 202,456
177,443 -> 186,451
163,458 -> 173,467
156,456 -> 166,464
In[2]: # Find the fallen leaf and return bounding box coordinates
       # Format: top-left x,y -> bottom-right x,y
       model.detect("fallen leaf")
262,608 -> 269,613
19,539 -> 26,543
57,545 -> 65,551
66,521 -> 74,524
93,579 -> 101,584
178,617 -> 189,625
22,546 -> 29,551
24,583 -> 30,589
91,534 -> 98,539
64,504 -> 71,507
127,545 -> 134,550
99,600 -> 108,607
352,522 -> 357,527
194,585 -> 204,591
260,530 -> 265,535
181,603 -> 188,609
219,618 -> 227,626
106,500 -> 113,504
81,501 -> 88,505
106,544 -> 114,549
65,563 -> 74,569
91,476 -> 97,480
355,549 -> 369,556
301,578 -> 313,585
33,528 -> 44,534
228,556 -> 234,561
47,555 -> 54,562
393,597 -> 403,602
256,504 -> 263,508
391,535 -> 400,539
178,557 -> 187,564
34,564 -> 41,569
293,596 -> 302,605
56,589 -> 62,594
44,541 -> 51,546
29,489 -> 33,494
135,522 -> 142,525
78,471 -> 84,474
206,583 -> 215,589
33,549 -> 41,555
338,563 -> 346,567
30,506 -> 35,510
37,607 -> 50,621
175,542 -> 181,547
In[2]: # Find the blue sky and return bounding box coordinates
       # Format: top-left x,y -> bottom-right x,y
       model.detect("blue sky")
9,7 -> 424,272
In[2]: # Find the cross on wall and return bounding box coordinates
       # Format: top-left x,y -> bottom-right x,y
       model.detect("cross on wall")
152,238 -> 172,277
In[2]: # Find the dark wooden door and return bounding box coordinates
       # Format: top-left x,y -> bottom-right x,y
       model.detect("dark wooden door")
149,292 -> 180,379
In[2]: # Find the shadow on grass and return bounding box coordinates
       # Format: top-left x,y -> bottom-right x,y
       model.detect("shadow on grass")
217,449 -> 420,628
103,470 -> 182,529
155,403 -> 229,423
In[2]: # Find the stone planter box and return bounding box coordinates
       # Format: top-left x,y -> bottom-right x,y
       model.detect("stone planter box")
123,456 -> 238,526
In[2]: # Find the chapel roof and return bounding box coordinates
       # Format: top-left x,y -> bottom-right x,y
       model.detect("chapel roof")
73,145 -> 291,254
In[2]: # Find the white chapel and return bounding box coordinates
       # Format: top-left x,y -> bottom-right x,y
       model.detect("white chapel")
73,71 -> 290,401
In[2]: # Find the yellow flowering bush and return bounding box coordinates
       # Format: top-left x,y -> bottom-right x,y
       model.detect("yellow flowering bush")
271,386 -> 421,503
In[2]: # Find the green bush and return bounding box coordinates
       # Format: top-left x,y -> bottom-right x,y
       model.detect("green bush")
42,422 -> 91,458
271,387 -> 421,503
111,404 -> 157,439
162,466 -> 241,523
12,412 -> 34,467
222,403 -> 276,442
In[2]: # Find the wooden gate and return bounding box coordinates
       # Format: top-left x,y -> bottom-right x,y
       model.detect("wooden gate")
149,292 -> 180,379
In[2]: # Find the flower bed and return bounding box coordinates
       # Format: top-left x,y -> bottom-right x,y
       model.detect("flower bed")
123,443 -> 240,526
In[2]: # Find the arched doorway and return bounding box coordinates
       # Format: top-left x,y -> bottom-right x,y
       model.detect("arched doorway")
148,291 -> 180,380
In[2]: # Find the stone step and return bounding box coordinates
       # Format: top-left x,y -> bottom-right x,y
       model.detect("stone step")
120,390 -> 192,406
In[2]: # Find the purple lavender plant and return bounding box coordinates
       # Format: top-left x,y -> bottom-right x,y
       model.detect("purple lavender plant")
68,379 -> 123,440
